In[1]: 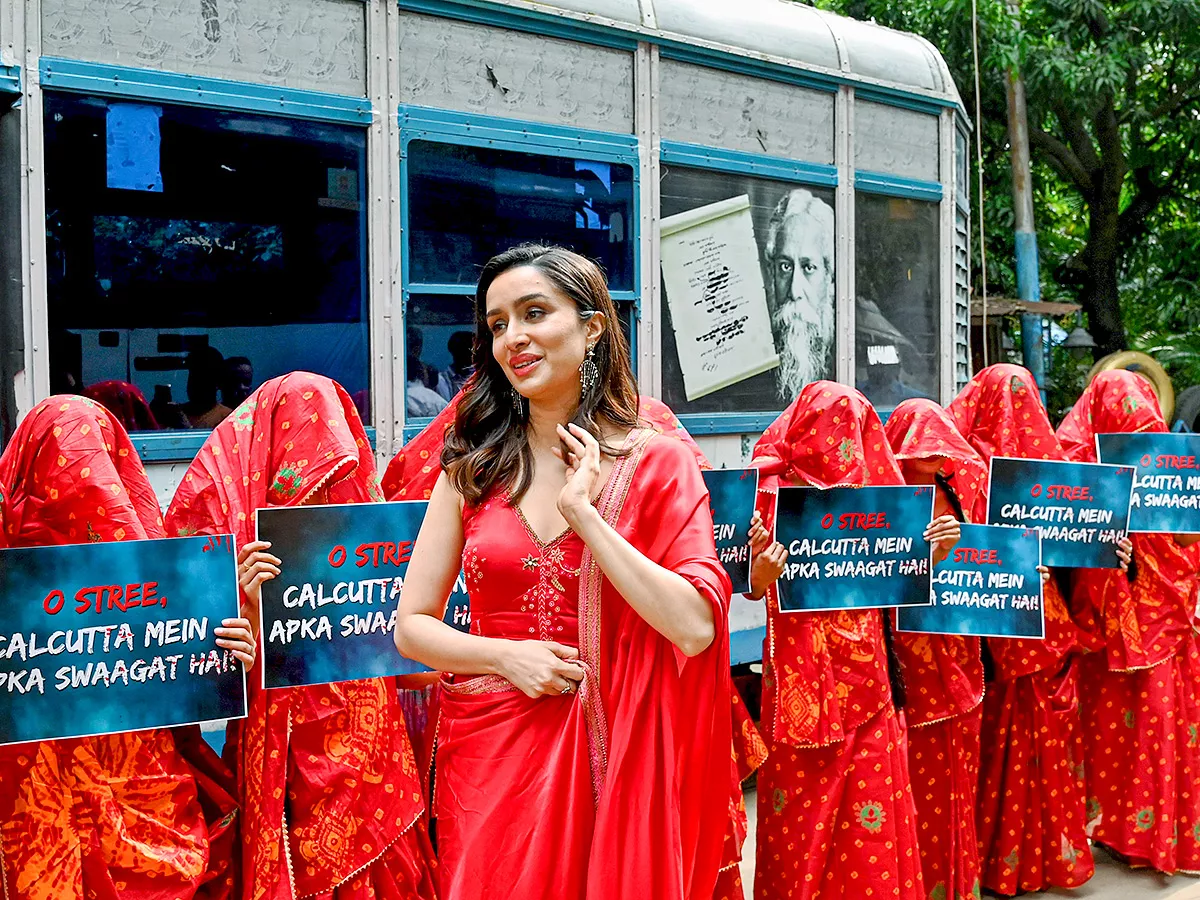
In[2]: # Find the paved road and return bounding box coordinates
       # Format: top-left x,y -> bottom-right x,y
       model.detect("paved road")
739,789 -> 1200,898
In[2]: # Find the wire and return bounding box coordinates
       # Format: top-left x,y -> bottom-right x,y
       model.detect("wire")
971,0 -> 989,367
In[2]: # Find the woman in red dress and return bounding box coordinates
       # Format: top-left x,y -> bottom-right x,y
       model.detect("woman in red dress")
883,398 -> 987,900
749,382 -> 959,900
1057,370 -> 1200,873
948,363 -> 1096,894
0,395 -> 251,900
165,373 -> 438,900
392,244 -> 733,899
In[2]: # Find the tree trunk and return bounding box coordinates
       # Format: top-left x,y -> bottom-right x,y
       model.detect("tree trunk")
1081,194 -> 1128,357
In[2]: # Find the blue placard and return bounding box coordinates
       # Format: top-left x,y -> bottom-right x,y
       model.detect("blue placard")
106,102 -> 163,192
896,523 -> 1044,638
986,457 -> 1133,568
702,468 -> 759,594
256,501 -> 471,689
774,485 -> 935,612
0,534 -> 246,745
1096,433 -> 1200,533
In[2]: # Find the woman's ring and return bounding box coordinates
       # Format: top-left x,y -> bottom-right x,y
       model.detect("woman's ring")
561,682 -> 574,695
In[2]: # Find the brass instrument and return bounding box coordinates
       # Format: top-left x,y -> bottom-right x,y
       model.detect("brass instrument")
1087,351 -> 1175,423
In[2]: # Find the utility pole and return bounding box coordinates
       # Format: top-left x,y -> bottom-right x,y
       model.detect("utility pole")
1005,1 -> 1045,391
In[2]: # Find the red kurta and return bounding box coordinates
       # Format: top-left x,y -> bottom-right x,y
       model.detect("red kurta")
1057,370 -> 1200,873
435,430 -> 732,899
949,364 -> 1094,895
751,383 -> 923,900
883,399 -> 985,900
0,396 -> 237,900
164,374 -> 437,900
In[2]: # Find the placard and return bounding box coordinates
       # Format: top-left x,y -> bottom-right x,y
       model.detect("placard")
0,534 -> 246,745
774,485 -> 934,612
986,457 -> 1133,568
896,523 -> 1044,638
702,467 -> 760,594
660,195 -> 780,400
1096,432 -> 1200,533
257,501 -> 471,689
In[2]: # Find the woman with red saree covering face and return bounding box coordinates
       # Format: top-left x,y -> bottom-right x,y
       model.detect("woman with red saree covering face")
883,399 -> 986,900
1057,370 -> 1200,873
749,382 -> 960,900
164,373 -> 438,900
0,395 -> 253,900
392,244 -> 733,900
948,363 -> 1096,894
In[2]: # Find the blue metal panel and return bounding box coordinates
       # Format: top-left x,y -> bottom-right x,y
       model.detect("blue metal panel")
400,105 -> 639,161
398,0 -> 639,50
730,626 -> 765,666
0,65 -> 19,104
854,84 -> 952,115
132,427 -> 377,463
677,413 -> 778,436
657,41 -> 841,95
854,170 -> 943,202
39,58 -> 373,125
661,141 -> 838,187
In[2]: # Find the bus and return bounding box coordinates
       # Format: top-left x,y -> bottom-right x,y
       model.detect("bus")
0,0 -> 971,664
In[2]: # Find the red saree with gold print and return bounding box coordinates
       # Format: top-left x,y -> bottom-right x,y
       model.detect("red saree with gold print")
750,382 -> 923,900
164,374 -> 437,900
949,364 -> 1094,895
1057,370 -> 1200,873
884,398 -> 985,900
0,396 -> 236,900
435,429 -> 732,900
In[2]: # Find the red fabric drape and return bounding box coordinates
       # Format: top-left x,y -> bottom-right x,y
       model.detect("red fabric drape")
0,396 -> 236,900
749,382 -> 923,900
164,374 -> 437,900
883,398 -> 985,900
1058,371 -> 1200,873
949,365 -> 1094,894
435,431 -> 733,899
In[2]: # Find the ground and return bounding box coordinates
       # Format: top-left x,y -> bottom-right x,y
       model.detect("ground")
739,789 -> 1200,899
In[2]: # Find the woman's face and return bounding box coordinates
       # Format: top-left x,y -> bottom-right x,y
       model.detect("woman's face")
485,266 -> 605,405
902,455 -> 946,479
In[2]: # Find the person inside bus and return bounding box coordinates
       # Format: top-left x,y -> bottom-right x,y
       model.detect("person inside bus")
393,244 -> 733,899
183,346 -> 233,429
437,330 -> 475,400
221,356 -> 254,409
406,325 -> 449,417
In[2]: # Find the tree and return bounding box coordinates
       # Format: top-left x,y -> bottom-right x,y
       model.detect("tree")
815,0 -> 1200,360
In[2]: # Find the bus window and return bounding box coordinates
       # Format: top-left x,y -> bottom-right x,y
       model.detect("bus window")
403,140 -> 636,420
43,94 -> 371,433
659,165 -> 836,415
854,194 -> 940,409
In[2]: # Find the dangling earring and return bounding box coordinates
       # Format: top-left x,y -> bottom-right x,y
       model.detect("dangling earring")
579,344 -> 599,399
510,387 -> 525,416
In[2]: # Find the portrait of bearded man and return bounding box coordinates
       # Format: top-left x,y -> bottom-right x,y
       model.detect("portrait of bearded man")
763,188 -> 836,401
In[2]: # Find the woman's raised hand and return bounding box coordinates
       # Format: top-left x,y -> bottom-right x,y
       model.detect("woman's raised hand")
236,539 -> 281,641
749,542 -> 788,600
498,640 -> 586,699
554,423 -> 603,523
215,618 -> 257,670
924,515 -> 961,565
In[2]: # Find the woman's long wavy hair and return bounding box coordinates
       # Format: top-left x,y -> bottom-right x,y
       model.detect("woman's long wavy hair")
442,245 -> 640,505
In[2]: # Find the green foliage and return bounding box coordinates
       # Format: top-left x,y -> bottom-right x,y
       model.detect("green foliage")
810,0 -> 1200,390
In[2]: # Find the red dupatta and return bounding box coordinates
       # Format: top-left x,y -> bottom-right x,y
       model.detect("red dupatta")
164,374 -> 427,900
1057,371 -> 1198,669
0,396 -> 234,900
948,364 -> 1092,677
750,382 -> 899,747
883,398 -> 986,726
